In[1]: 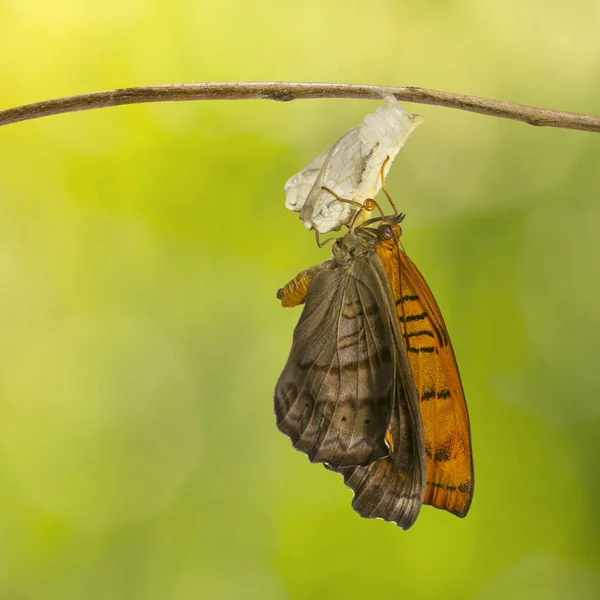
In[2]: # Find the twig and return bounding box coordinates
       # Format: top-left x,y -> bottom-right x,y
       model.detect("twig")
0,81 -> 598,132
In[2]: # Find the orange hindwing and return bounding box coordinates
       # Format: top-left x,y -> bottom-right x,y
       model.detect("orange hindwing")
375,235 -> 474,518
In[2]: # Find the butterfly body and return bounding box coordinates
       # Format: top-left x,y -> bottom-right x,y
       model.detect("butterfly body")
275,216 -> 473,528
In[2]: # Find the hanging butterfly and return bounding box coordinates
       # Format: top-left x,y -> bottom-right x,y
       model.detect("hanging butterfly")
274,166 -> 473,529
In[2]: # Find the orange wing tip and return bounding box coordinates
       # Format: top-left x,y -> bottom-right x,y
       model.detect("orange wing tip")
425,479 -> 473,518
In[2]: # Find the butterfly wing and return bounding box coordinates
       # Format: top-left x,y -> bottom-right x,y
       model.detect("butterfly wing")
325,253 -> 427,530
275,257 -> 396,468
326,367 -> 426,530
277,251 -> 426,530
375,238 -> 474,518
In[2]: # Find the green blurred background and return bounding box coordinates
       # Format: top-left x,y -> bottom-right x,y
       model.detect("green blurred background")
1,1 -> 599,598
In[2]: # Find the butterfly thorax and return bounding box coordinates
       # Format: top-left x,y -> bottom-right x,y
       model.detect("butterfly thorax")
277,217 -> 403,308
331,218 -> 403,265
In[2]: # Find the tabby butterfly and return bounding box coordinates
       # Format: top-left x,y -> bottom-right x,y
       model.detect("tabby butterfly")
274,212 -> 473,529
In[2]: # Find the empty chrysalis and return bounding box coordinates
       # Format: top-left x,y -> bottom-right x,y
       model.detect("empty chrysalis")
284,96 -> 423,234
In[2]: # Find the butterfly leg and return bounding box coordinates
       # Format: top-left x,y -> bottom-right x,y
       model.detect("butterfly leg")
320,186 -> 363,210
321,186 -> 369,230
378,156 -> 399,215
315,231 -> 337,248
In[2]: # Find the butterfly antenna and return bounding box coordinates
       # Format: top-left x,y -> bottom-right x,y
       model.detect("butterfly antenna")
363,197 -> 386,220
379,156 -> 399,215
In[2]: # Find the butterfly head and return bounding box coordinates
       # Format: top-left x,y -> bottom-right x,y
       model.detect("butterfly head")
360,211 -> 406,244
375,212 -> 406,242
332,213 -> 405,261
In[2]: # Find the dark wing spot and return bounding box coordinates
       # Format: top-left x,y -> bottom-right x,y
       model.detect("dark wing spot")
426,481 -> 458,492
421,389 -> 436,402
398,312 -> 428,323
406,329 -> 435,339
396,294 -> 419,305
434,445 -> 451,463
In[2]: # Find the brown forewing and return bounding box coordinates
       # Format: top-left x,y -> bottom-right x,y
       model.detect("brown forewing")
275,256 -> 394,468
275,244 -> 426,529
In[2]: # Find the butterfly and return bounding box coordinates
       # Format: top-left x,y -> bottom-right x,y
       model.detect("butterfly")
274,201 -> 473,529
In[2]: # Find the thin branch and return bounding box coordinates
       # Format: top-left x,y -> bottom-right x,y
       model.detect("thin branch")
0,81 -> 598,132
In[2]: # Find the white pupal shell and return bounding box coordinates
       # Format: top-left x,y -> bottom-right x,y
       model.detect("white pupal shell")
284,96 -> 423,234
